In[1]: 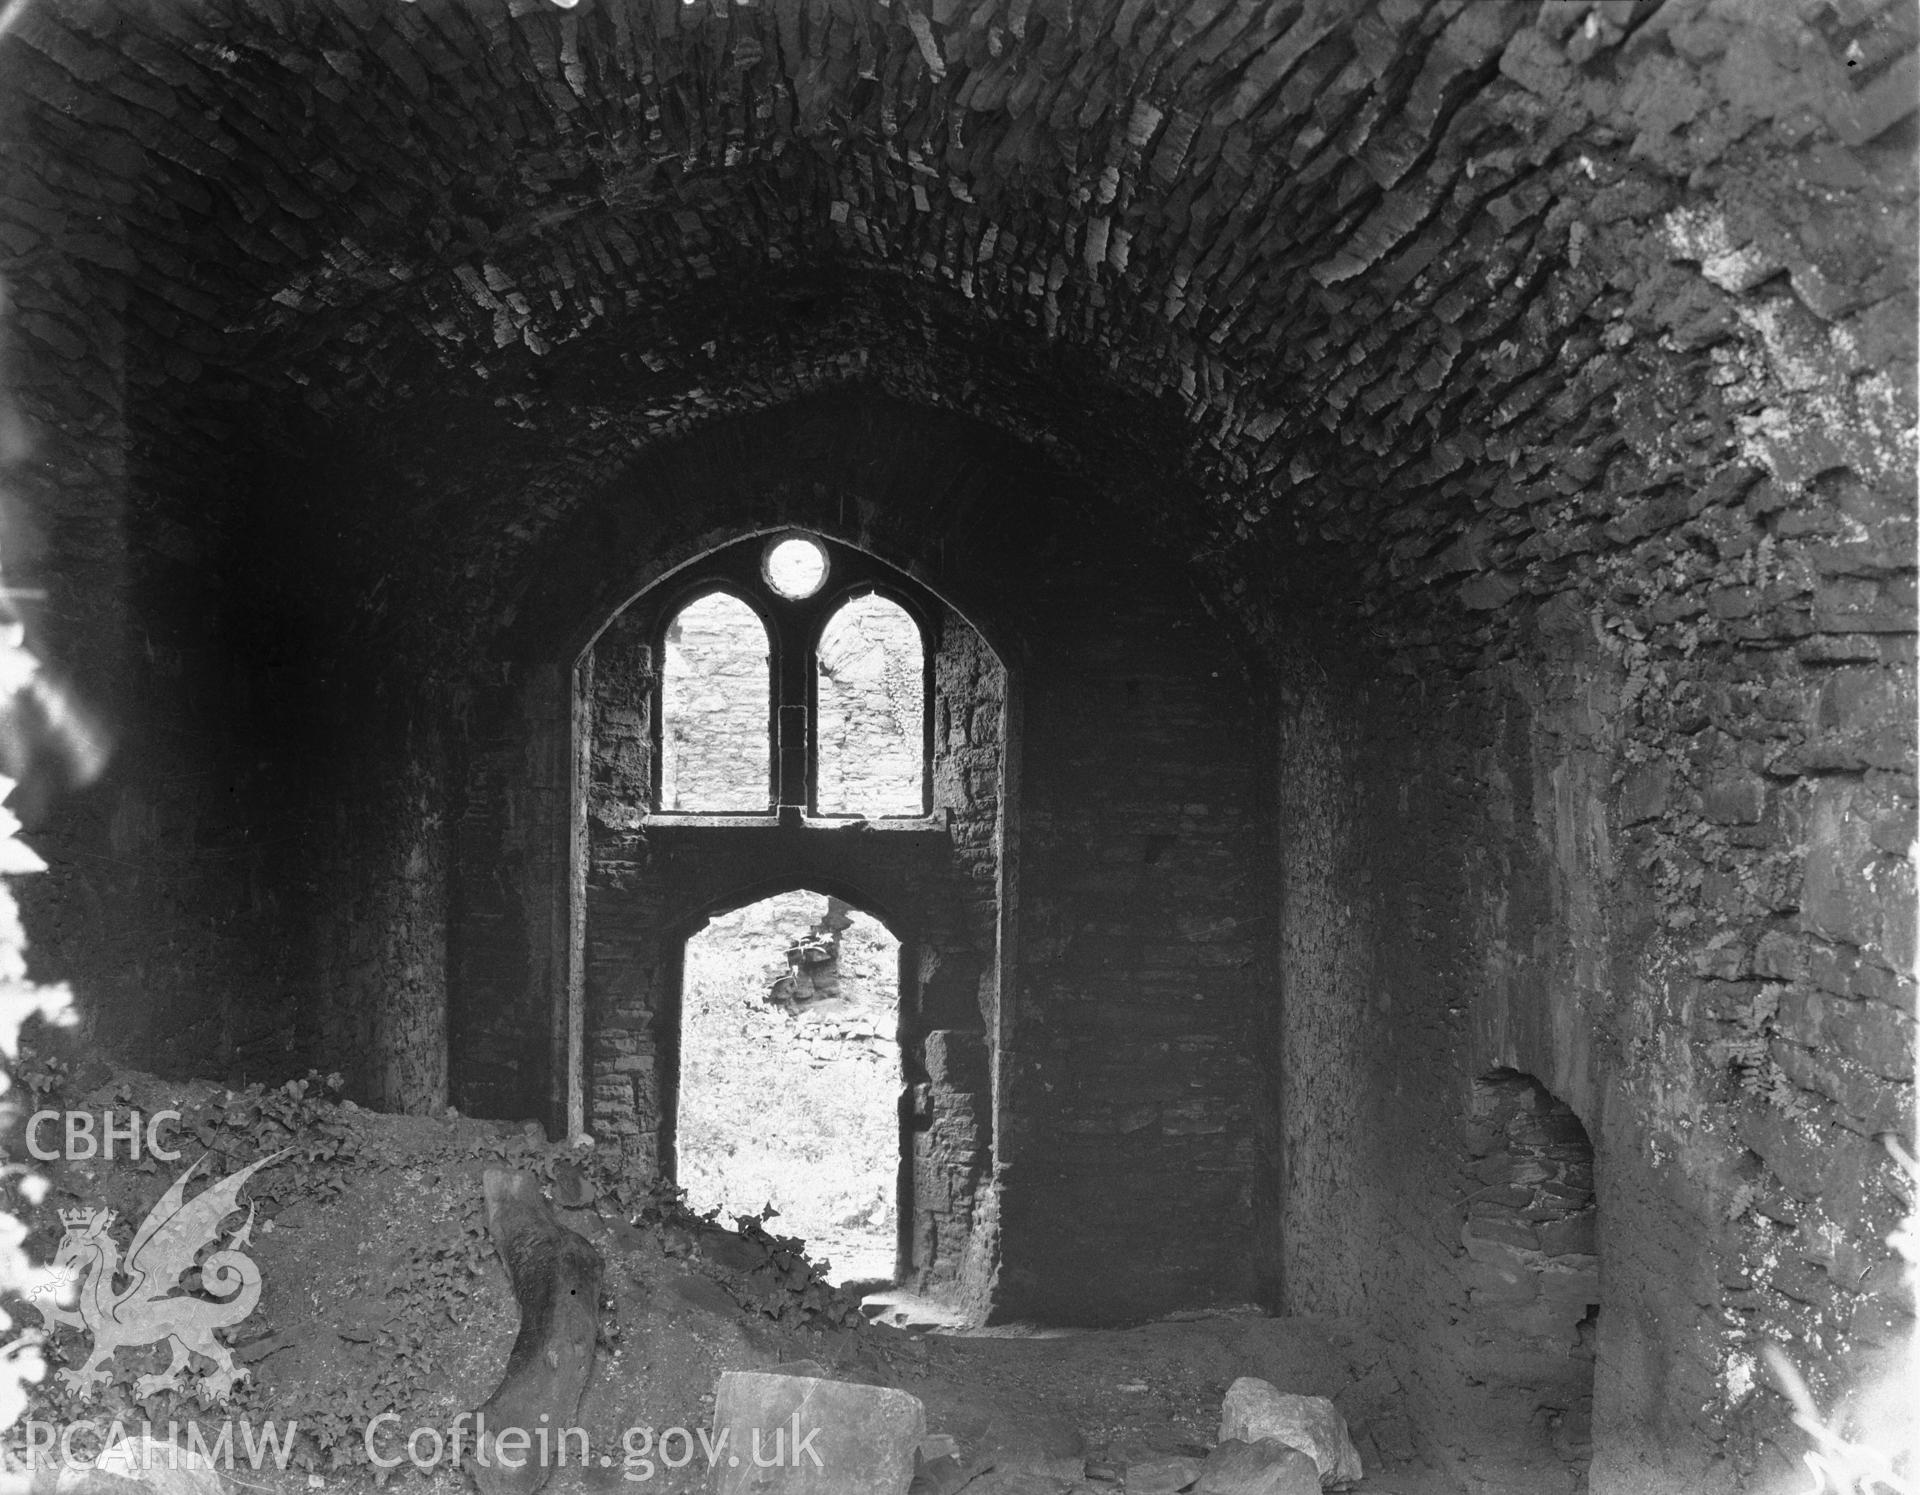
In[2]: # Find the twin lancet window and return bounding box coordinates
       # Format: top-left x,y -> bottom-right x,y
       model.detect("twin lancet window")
658,534 -> 928,817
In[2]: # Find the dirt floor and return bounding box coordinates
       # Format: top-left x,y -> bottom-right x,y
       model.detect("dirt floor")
2,1064 -> 1569,1495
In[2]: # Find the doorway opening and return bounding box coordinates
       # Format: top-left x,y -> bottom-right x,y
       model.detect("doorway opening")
676,889 -> 903,1287
574,532 -> 1007,1313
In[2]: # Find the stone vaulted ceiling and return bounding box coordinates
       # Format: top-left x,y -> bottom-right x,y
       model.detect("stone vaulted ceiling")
0,0 -> 1914,662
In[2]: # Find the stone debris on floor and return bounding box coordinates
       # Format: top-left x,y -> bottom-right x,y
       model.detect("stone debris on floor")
1190,1439 -> 1321,1494
1218,1380 -> 1364,1487
703,1365 -> 1387,1494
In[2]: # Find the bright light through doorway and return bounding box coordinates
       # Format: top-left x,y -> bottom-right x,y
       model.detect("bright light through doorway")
677,890 -> 901,1287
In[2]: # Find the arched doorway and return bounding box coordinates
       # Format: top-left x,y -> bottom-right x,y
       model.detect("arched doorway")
441,395 -> 1268,1327
570,529 -> 1008,1316
676,889 -> 904,1288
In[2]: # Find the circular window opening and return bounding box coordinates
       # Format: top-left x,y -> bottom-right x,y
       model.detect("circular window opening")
764,535 -> 829,600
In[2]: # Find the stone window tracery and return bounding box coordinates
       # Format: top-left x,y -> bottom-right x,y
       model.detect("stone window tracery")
652,534 -> 932,818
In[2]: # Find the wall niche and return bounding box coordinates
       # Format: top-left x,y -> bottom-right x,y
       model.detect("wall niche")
1460,1068 -> 1600,1479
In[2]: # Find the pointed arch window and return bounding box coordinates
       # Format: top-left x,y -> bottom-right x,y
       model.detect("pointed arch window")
817,595 -> 924,817
650,535 -> 930,819
659,591 -> 771,812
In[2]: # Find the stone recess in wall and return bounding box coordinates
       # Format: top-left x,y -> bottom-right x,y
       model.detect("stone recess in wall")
1459,1071 -> 1598,1470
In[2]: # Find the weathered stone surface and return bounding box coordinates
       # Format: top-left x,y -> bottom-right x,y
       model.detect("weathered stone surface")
1775,988 -> 1917,1081
471,1169 -> 605,1495
1191,1439 -> 1319,1495
1770,1038 -> 1915,1137
710,1371 -> 926,1495
47,1435 -> 225,1495
1217,1381 -> 1362,1485
1124,1454 -> 1204,1493
906,1439 -> 971,1495
913,1459 -> 1083,1494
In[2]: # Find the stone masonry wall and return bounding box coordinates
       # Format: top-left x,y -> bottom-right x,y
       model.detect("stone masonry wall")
446,660 -> 570,1126
919,603 -> 1004,1312
1458,1071 -> 1601,1488
995,543 -> 1266,1324
1267,524 -> 1911,1495
661,592 -> 771,813
817,594 -> 924,817
930,605 -> 1006,1003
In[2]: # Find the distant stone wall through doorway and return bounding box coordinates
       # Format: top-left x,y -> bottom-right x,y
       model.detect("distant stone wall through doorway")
678,889 -> 903,1287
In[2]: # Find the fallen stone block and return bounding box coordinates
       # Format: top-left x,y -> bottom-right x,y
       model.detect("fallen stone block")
1126,1452 -> 1204,1492
1218,1380 -> 1363,1487
929,1451 -> 1088,1493
940,1470 -> 1087,1494
907,1450 -> 970,1494
1193,1438 -> 1319,1494
710,1370 -> 926,1493
470,1168 -> 606,1495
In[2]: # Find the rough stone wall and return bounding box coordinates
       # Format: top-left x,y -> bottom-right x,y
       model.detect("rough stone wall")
0,63 -> 243,1081
1194,9 -> 1915,1487
919,606 -> 1003,1312
1459,1071 -> 1600,1484
315,710 -> 453,1111
0,25 -> 463,1106
1272,625 -> 1614,1489
446,662 -> 571,1124
931,602 -> 1006,1002
661,593 -> 771,812
0,41 -> 128,718
1269,533 -> 1911,1495
817,594 -> 924,816
996,553 -> 1266,1323
916,1028 -> 993,1303
585,611 -> 653,846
